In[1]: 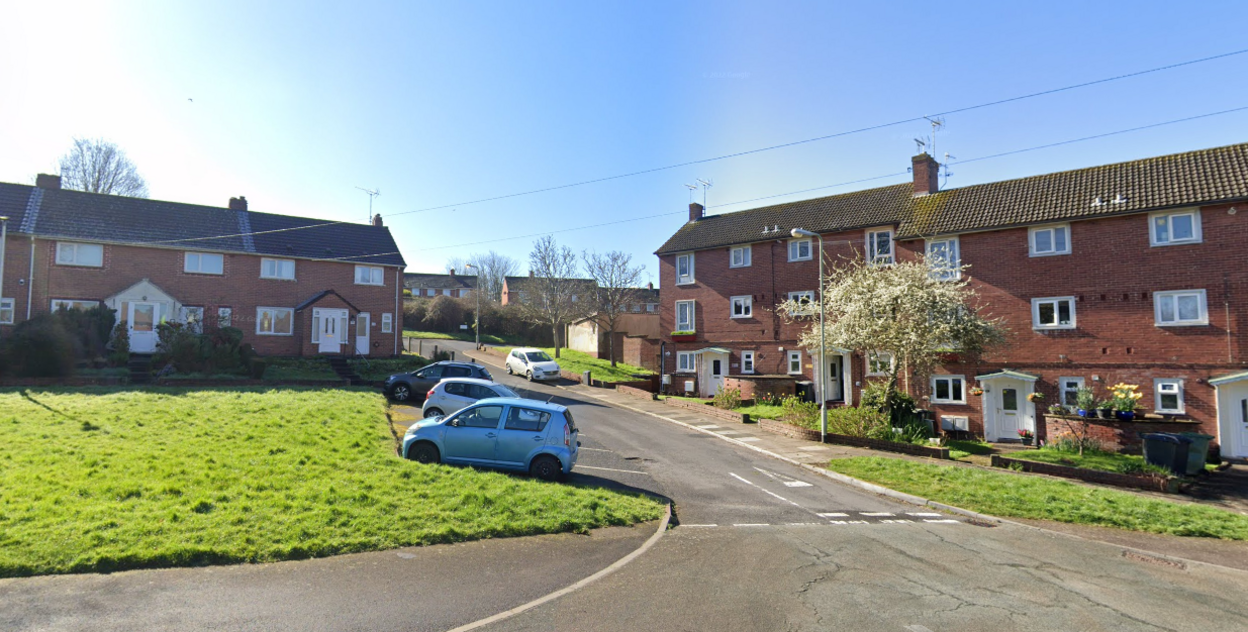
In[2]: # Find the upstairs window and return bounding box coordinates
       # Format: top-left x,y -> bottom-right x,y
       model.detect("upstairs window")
730,245 -> 751,268
730,296 -> 753,318
1032,296 -> 1076,329
676,300 -> 695,331
55,242 -> 103,267
1155,289 -> 1207,326
355,265 -> 384,286
788,239 -> 812,262
866,229 -> 893,265
261,258 -> 295,280
1150,209 -> 1201,246
184,252 -> 224,275
925,236 -> 960,281
676,253 -> 695,284
1029,224 -> 1071,257
931,375 -> 965,404
1154,379 -> 1185,414
0,298 -> 14,324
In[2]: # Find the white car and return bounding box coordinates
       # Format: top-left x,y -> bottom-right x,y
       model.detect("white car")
505,348 -> 562,382
422,378 -> 521,418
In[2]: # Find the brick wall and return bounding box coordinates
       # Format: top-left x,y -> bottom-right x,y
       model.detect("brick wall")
723,375 -> 797,400
2,237 -> 402,356
991,455 -> 1176,492
662,396 -> 748,423
621,335 -> 660,371
1042,414 -> 1202,453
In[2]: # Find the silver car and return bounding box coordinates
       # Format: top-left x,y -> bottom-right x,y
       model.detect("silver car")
422,378 -> 520,418
505,348 -> 562,382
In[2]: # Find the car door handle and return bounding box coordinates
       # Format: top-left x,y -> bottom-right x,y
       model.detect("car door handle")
486,433 -> 497,438
533,436 -> 543,441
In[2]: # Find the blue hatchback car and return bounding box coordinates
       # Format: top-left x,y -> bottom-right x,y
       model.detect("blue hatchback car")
402,398 -> 579,480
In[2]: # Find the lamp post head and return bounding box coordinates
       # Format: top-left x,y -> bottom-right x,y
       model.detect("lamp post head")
790,228 -> 817,238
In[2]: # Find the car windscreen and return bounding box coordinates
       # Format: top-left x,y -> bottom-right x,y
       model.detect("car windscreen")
492,384 -> 519,398
525,352 -> 552,362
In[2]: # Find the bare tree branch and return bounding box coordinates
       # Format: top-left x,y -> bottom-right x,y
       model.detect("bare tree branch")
583,250 -> 644,366
57,137 -> 149,198
517,236 -> 591,358
463,251 -> 518,303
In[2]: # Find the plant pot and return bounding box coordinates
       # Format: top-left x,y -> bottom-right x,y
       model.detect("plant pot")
1115,410 -> 1135,422
1076,408 -> 1089,417
1021,437 -> 1034,446
1098,408 -> 1114,419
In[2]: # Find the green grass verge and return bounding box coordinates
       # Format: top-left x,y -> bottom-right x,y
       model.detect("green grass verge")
826,457 -> 1248,539
403,330 -> 510,344
1008,448 -> 1170,476
261,357 -> 340,381
737,403 -> 786,420
0,388 -> 664,577
511,347 -> 654,383
946,439 -> 994,460
348,357 -> 429,381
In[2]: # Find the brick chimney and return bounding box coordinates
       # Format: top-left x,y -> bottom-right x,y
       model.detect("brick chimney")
372,213 -> 383,227
647,282 -> 653,290
689,202 -> 704,223
36,174 -> 61,189
529,270 -> 535,278
228,196 -> 248,211
449,268 -> 456,278
911,154 -> 940,196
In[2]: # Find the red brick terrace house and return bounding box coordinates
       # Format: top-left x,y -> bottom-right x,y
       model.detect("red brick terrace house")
0,175 -> 406,357
655,143 -> 1248,457
403,270 -> 476,298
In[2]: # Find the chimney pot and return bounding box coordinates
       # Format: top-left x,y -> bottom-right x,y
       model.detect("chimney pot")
911,154 -> 940,196
647,282 -> 653,290
228,196 -> 248,211
36,174 -> 61,190
449,268 -> 456,277
372,213 -> 383,227
688,202 -> 704,223
529,270 -> 535,278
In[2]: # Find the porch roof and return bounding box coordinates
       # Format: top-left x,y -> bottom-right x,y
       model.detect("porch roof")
975,369 -> 1039,382
692,347 -> 731,354
1210,371 -> 1248,386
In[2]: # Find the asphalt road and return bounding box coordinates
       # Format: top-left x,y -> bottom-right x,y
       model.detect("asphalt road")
4,352 -> 1248,631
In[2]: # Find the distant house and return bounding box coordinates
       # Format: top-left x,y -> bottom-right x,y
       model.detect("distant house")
403,270 -> 476,298
0,174 -> 406,357
500,272 -> 597,307
566,284 -> 661,369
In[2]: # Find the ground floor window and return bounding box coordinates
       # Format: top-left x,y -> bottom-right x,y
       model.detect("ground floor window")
51,299 -> 100,312
1058,376 -> 1085,410
867,351 -> 893,377
676,351 -> 695,373
1154,378 -> 1185,414
740,350 -> 754,374
0,298 -> 13,324
257,307 -> 294,335
382,312 -> 393,333
787,350 -> 802,375
932,375 -> 965,404
217,306 -> 232,327
180,306 -> 204,333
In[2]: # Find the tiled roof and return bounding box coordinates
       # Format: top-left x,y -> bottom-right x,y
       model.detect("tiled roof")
0,183 -> 406,266
656,142 -> 1248,254
403,272 -> 477,290
504,276 -> 598,292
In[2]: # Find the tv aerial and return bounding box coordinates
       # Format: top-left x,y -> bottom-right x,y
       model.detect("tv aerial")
355,187 -> 380,224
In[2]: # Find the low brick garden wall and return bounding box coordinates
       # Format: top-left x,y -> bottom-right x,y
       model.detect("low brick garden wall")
0,376 -> 126,387
663,397 -> 748,423
757,418 -> 951,459
991,454 -> 1176,492
616,384 -> 657,401
1043,414 -> 1203,454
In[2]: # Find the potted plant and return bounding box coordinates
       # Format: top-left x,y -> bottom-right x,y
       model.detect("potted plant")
1017,429 -> 1035,446
1026,392 -> 1044,403
969,386 -> 984,396
1075,387 -> 1096,418
1110,383 -> 1143,421
670,330 -> 696,342
1047,403 -> 1066,416
1096,399 -> 1114,420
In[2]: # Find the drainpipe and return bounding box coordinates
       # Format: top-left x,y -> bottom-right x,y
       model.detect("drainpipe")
26,236 -> 35,320
0,216 -> 7,325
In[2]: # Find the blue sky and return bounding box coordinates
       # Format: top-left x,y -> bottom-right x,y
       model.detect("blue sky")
3,1 -> 1247,286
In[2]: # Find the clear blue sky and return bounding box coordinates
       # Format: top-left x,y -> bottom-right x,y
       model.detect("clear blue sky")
3,1 -> 1247,286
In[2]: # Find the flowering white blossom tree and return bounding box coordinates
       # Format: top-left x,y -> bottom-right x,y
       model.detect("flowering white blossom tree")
780,257 -> 1007,416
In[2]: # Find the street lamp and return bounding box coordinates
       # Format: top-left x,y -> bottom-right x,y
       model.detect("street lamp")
791,228 -> 827,443
464,263 -> 480,349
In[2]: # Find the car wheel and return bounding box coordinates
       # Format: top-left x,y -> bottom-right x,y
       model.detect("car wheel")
530,455 -> 562,481
526,371 -> 534,382
424,407 -> 443,418
391,384 -> 412,402
408,442 -> 440,464
506,363 -> 513,375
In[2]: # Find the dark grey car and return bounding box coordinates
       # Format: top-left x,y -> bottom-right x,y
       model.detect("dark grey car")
384,361 -> 492,402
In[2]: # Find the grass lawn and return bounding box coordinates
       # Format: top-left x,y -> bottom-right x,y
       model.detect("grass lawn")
403,330 -> 510,345
1008,448 -> 1170,476
827,457 -> 1248,539
737,403 -> 785,420
349,357 -> 429,381
0,388 -> 664,577
513,347 -> 654,383
262,357 -> 340,381
946,439 -> 994,460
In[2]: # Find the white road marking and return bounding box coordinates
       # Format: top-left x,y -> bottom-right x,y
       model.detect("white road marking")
879,519 -> 915,524
786,522 -> 820,526
906,512 -> 943,517
682,524 -> 718,528
923,519 -> 960,524
783,480 -> 813,487
696,425 -> 721,429
733,523 -> 770,527
736,437 -> 762,442
728,472 -> 803,508
817,512 -> 849,518
576,465 -> 649,475
906,625 -> 935,632
861,512 -> 896,517
577,447 -> 612,452
754,467 -> 812,487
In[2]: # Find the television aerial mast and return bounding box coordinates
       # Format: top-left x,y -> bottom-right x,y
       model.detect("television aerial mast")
355,187 -> 380,224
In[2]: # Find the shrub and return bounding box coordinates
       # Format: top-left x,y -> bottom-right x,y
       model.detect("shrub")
1047,433 -> 1105,455
780,396 -> 819,427
154,324 -> 249,375
712,385 -> 741,410
2,314 -> 77,377
824,406 -> 892,439
860,382 -> 920,425
108,323 -> 130,366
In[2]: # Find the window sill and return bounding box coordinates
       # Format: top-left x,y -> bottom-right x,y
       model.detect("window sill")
932,400 -> 967,406
354,282 -> 385,287
1033,325 -> 1076,331
675,280 -> 696,286
55,263 -> 104,268
728,264 -> 751,269
1155,321 -> 1209,328
261,277 -> 298,282
1149,240 -> 1202,248
256,332 -> 294,337
184,271 -> 225,276
730,315 -> 753,320
787,258 -> 812,263
1028,251 -> 1071,258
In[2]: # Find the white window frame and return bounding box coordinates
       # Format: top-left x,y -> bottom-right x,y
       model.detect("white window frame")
180,306 -> 205,334
0,297 -> 14,324
217,307 -> 232,328
931,375 -> 966,404
55,242 -> 103,267
1154,378 -> 1185,414
729,245 -> 752,268
355,265 -> 384,286
1031,296 -> 1077,330
787,350 -> 802,375
741,351 -> 755,374
867,351 -> 893,377
788,238 -> 812,262
925,236 -> 960,281
51,299 -> 100,312
260,257 -> 296,280
1149,209 -> 1202,247
381,312 -> 393,333
866,229 -> 894,265
1154,289 -> 1208,326
730,295 -> 753,319
183,252 -> 224,275
256,307 -> 294,336
1058,377 -> 1085,410
646,303 -> 657,312
675,300 -> 695,332
675,253 -> 696,285
676,351 -> 695,373
1029,224 -> 1071,257
786,290 -> 815,315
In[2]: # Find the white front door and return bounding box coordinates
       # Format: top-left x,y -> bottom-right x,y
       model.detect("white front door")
314,308 -> 347,354
699,352 -> 728,397
355,313 -> 371,356
986,378 -> 1035,441
1217,382 -> 1248,458
128,302 -> 159,353
822,357 -> 843,402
